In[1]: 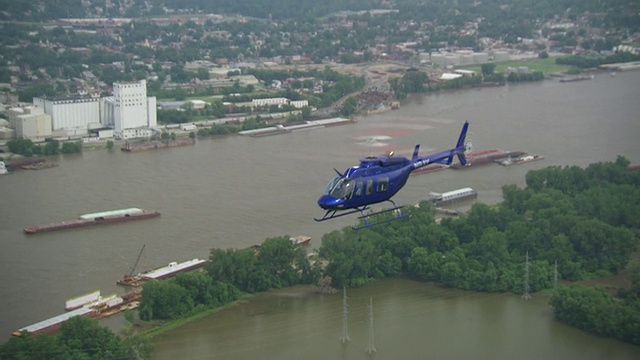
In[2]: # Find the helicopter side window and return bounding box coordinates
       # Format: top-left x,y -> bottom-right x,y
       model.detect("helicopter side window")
377,178 -> 389,192
354,181 -> 363,197
365,179 -> 373,195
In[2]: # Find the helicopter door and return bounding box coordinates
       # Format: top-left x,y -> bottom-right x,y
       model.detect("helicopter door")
365,179 -> 374,195
354,181 -> 363,197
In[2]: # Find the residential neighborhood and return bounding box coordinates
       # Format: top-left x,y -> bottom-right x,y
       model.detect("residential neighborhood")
0,0 -> 638,143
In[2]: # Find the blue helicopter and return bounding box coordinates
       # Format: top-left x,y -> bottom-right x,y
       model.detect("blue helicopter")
315,121 -> 470,229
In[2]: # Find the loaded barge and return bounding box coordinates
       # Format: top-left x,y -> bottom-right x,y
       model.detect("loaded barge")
121,137 -> 195,152
238,117 -> 355,137
117,258 -> 207,287
23,208 -> 160,234
450,149 -> 526,169
13,290 -> 141,336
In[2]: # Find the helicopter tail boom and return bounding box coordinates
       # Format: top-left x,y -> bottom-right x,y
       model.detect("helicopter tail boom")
410,121 -> 469,170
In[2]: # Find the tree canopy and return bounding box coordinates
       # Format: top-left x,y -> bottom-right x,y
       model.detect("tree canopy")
0,316 -> 153,359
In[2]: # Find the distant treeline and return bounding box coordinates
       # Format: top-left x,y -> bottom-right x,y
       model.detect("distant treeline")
556,52 -> 640,69
6,138 -> 82,156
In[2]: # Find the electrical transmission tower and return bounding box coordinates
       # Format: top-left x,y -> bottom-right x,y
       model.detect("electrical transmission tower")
522,251 -> 532,300
340,287 -> 351,343
365,297 -> 377,354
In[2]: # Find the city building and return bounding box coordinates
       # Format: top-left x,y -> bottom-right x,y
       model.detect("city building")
5,80 -> 158,140
101,80 -> 157,139
5,106 -> 52,139
33,95 -> 100,137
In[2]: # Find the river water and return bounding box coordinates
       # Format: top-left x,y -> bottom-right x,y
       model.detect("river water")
1,71 -> 639,358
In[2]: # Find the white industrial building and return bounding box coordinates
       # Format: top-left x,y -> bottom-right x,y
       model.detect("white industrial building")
252,97 -> 289,107
429,50 -> 497,67
33,95 -> 100,136
6,106 -> 52,139
101,80 -> 157,139
290,100 -> 309,108
17,80 -> 158,140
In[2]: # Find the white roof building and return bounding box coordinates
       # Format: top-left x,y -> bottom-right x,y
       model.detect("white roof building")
33,95 -> 101,136
11,80 -> 159,140
101,80 -> 157,139
440,73 -> 463,80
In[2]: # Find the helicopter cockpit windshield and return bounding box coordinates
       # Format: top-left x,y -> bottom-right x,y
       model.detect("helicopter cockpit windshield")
323,176 -> 356,200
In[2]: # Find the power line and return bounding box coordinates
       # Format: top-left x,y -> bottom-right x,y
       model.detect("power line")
365,297 -> 376,354
522,251 -> 531,300
339,287 -> 351,343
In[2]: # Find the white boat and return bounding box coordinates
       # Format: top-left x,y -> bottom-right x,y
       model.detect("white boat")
428,187 -> 477,203
290,235 -> 311,245
0,161 -> 7,174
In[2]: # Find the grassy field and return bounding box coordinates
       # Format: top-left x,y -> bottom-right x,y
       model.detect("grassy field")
457,56 -> 572,75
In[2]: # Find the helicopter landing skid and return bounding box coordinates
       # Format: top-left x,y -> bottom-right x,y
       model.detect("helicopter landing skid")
314,207 -> 369,223
314,201 -> 411,230
353,202 -> 410,230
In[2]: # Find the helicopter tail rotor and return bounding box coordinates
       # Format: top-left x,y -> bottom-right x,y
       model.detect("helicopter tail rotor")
454,121 -> 470,166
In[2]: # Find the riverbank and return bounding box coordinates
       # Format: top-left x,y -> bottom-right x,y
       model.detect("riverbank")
132,284 -> 326,339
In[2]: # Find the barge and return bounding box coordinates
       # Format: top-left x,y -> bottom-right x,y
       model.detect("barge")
65,290 -> 101,311
23,208 -> 160,234
450,150 -> 526,169
428,187 -> 477,204
117,258 -> 207,286
121,137 -> 195,152
410,164 -> 448,175
496,154 -> 544,166
5,157 -> 46,169
239,117 -> 354,137
21,161 -> 58,170
13,290 -> 141,336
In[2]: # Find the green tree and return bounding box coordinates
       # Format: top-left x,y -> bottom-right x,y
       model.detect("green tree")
481,63 -> 496,76
139,281 -> 194,320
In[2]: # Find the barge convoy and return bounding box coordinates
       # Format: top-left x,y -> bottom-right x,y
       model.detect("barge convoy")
13,290 -> 142,337
23,208 -> 160,234
15,258 -> 207,336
